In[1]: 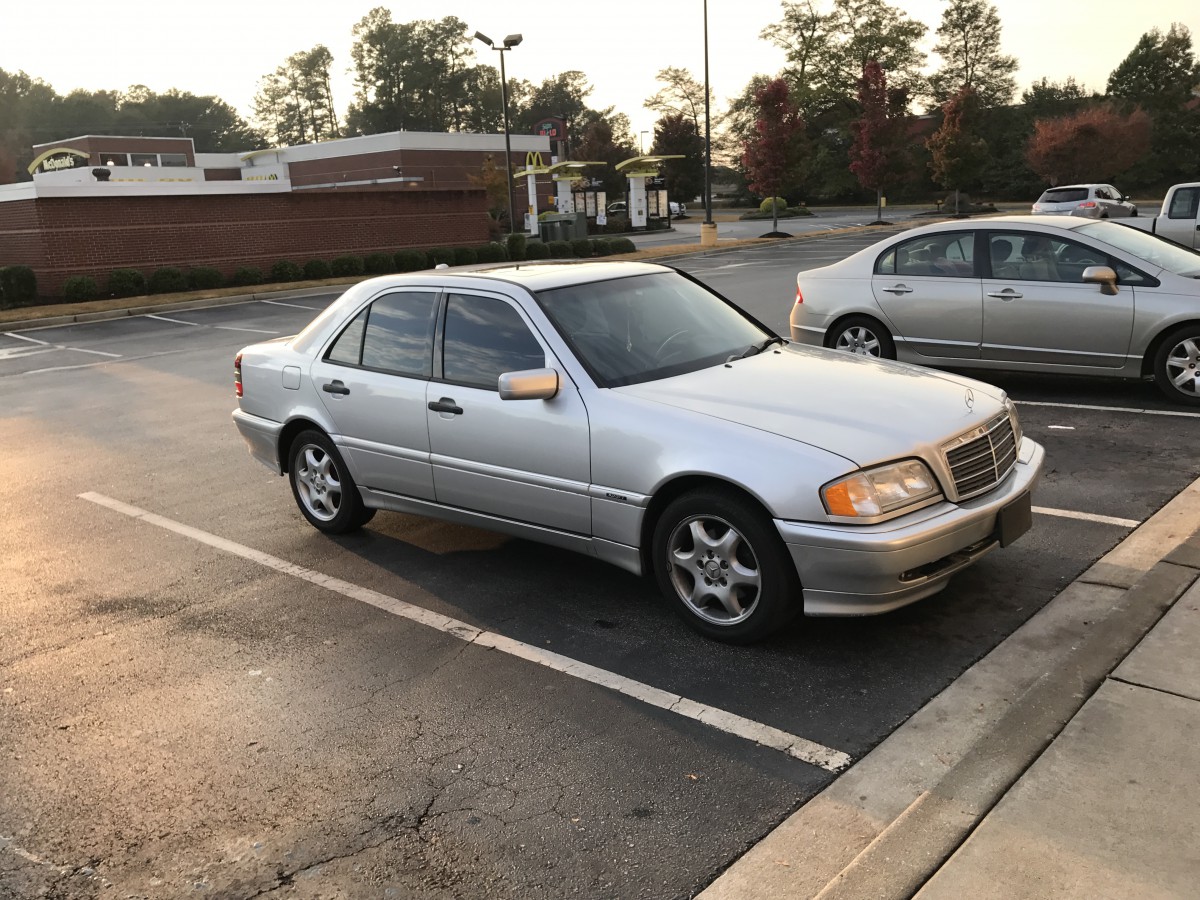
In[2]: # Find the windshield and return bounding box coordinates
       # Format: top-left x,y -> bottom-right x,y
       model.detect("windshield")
536,271 -> 772,387
1076,222 -> 1200,277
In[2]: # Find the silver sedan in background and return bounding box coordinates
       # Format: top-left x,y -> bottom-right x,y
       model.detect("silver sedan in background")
1031,184 -> 1138,218
790,217 -> 1200,405
234,262 -> 1042,642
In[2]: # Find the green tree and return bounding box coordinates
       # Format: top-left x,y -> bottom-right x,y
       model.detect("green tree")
927,86 -> 989,213
651,113 -> 704,208
573,117 -> 636,199
254,45 -> 340,146
1020,77 -> 1093,120
928,0 -> 1018,108
644,67 -> 709,136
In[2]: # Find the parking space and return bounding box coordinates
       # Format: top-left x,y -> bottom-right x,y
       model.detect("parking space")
4,237 -> 1199,897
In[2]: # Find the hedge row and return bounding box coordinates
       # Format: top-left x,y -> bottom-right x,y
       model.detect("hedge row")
34,237 -> 641,305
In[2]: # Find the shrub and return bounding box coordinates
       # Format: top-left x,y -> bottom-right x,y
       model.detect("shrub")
394,249 -> 428,272
570,239 -> 592,258
475,242 -> 509,263
599,216 -> 630,234
107,268 -> 146,299
147,266 -> 189,294
759,197 -> 788,214
609,237 -> 637,254
0,266 -> 38,306
187,267 -> 224,290
63,276 -> 99,303
303,259 -> 332,280
331,255 -> 365,277
506,232 -> 527,261
453,246 -> 478,266
524,241 -> 550,260
269,260 -> 303,283
229,267 -> 263,287
590,239 -> 613,257
427,247 -> 456,267
547,240 -> 573,259
364,252 -> 393,274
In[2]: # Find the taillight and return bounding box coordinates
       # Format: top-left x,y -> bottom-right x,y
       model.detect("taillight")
795,285 -> 804,305
1079,201 -> 1097,208
234,353 -> 243,398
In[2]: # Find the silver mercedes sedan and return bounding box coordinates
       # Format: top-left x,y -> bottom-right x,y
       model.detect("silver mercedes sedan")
233,262 -> 1043,643
791,217 -> 1200,405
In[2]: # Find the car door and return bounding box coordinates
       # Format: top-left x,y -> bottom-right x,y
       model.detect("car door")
981,230 -> 1134,368
309,288 -> 439,500
870,230 -> 982,359
426,290 -> 592,534
1159,186 -> 1200,248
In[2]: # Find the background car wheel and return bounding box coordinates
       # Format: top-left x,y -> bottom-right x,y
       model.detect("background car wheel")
288,429 -> 376,533
828,315 -> 896,359
1152,325 -> 1200,406
652,488 -> 800,643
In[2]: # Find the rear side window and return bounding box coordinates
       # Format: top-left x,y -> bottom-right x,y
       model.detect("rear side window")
882,232 -> 975,277
1039,188 -> 1089,203
1168,187 -> 1200,220
325,291 -> 438,377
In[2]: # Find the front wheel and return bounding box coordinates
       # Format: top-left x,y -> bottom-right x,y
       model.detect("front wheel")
827,315 -> 896,359
652,488 -> 800,643
288,429 -> 376,533
1152,325 -> 1200,406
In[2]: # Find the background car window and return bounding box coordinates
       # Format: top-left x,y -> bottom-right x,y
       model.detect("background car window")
892,233 -> 974,277
325,308 -> 368,365
990,232 -> 1107,283
360,291 -> 438,376
442,294 -> 545,389
1039,188 -> 1089,203
1168,187 -> 1200,220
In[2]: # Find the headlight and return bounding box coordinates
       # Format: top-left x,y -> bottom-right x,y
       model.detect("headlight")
1003,395 -> 1023,446
822,460 -> 941,519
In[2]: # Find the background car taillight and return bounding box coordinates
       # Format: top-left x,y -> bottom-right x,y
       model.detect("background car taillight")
234,353 -> 243,397
1078,201 -> 1097,208
795,285 -> 804,305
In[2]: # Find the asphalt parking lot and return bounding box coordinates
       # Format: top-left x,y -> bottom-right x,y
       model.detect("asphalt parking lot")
3,231 -> 1199,898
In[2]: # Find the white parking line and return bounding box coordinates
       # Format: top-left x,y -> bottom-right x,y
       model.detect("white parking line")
260,299 -> 321,311
4,331 -> 50,345
77,491 -> 853,773
146,314 -> 201,326
3,331 -> 122,359
1017,400 -> 1200,419
1034,506 -> 1141,528
214,326 -> 281,334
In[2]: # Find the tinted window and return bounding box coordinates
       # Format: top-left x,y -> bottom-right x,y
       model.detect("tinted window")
1040,188 -> 1090,203
1168,187 -> 1200,220
360,291 -> 438,376
892,232 -> 975,277
326,308 -> 367,364
442,294 -> 545,389
990,231 -> 1109,283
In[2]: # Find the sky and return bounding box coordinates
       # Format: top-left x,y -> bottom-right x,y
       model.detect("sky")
3,0 -> 1199,146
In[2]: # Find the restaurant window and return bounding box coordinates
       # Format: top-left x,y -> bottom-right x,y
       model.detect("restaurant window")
159,153 -> 187,167
130,153 -> 156,167
102,153 -> 129,167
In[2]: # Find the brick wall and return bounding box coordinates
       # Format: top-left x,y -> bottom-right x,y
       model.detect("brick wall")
0,187 -> 490,298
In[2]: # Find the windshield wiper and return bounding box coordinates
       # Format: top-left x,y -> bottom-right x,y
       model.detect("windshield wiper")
736,336 -> 786,359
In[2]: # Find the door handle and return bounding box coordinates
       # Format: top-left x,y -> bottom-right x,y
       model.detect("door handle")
881,284 -> 913,294
428,397 -> 463,415
322,380 -> 350,395
987,290 -> 1023,300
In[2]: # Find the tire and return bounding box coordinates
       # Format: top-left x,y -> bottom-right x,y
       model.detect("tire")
827,315 -> 896,359
288,429 -> 376,533
652,488 -> 800,643
1152,325 -> 1200,406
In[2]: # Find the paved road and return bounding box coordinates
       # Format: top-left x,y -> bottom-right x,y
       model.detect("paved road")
3,234 -> 1197,898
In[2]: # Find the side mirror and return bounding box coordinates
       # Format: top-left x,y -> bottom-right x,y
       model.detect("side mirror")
1082,265 -> 1119,296
498,367 -> 559,400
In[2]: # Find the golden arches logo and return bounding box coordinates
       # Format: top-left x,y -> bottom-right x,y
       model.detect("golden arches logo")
525,151 -> 545,168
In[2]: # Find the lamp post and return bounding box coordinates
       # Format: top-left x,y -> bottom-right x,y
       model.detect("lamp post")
639,130 -> 649,155
703,0 -> 712,228
474,30 -> 523,235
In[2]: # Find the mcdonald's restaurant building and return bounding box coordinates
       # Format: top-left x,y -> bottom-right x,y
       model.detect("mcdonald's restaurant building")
0,131 -> 553,298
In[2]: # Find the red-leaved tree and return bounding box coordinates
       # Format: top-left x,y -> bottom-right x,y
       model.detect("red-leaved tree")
926,85 -> 989,215
741,79 -> 806,235
1025,104 -> 1152,186
849,61 -> 909,224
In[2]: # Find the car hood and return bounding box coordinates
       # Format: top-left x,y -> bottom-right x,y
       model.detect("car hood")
615,344 -> 1004,467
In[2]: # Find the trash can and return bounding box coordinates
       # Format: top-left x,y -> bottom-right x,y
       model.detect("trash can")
539,214 -> 574,243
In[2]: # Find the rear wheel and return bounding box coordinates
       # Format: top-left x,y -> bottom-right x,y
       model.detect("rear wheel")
288,429 -> 376,533
827,315 -> 896,359
1152,325 -> 1200,406
652,488 -> 800,643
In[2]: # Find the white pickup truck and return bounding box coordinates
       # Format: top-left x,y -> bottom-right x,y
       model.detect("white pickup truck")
1121,182 -> 1200,247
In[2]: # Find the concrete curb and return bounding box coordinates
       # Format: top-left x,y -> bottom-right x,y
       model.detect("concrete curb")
699,474 -> 1200,899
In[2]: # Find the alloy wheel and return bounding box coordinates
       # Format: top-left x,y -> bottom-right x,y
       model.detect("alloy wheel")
836,325 -> 881,356
666,515 -> 761,626
294,443 -> 343,522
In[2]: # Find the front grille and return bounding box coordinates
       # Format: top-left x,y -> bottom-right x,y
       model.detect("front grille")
942,413 -> 1017,500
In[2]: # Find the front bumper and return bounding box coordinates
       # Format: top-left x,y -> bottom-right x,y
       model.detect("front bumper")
232,408 -> 284,474
776,436 -> 1045,616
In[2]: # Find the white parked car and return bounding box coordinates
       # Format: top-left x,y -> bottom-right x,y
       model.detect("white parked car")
234,261 -> 1042,642
1031,184 -> 1137,218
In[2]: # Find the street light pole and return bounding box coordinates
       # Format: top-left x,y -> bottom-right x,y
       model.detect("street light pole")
639,130 -> 649,155
475,31 -> 523,235
703,0 -> 712,228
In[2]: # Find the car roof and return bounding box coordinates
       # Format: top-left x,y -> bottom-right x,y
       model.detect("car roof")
358,260 -> 672,293
907,215 -> 1097,234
